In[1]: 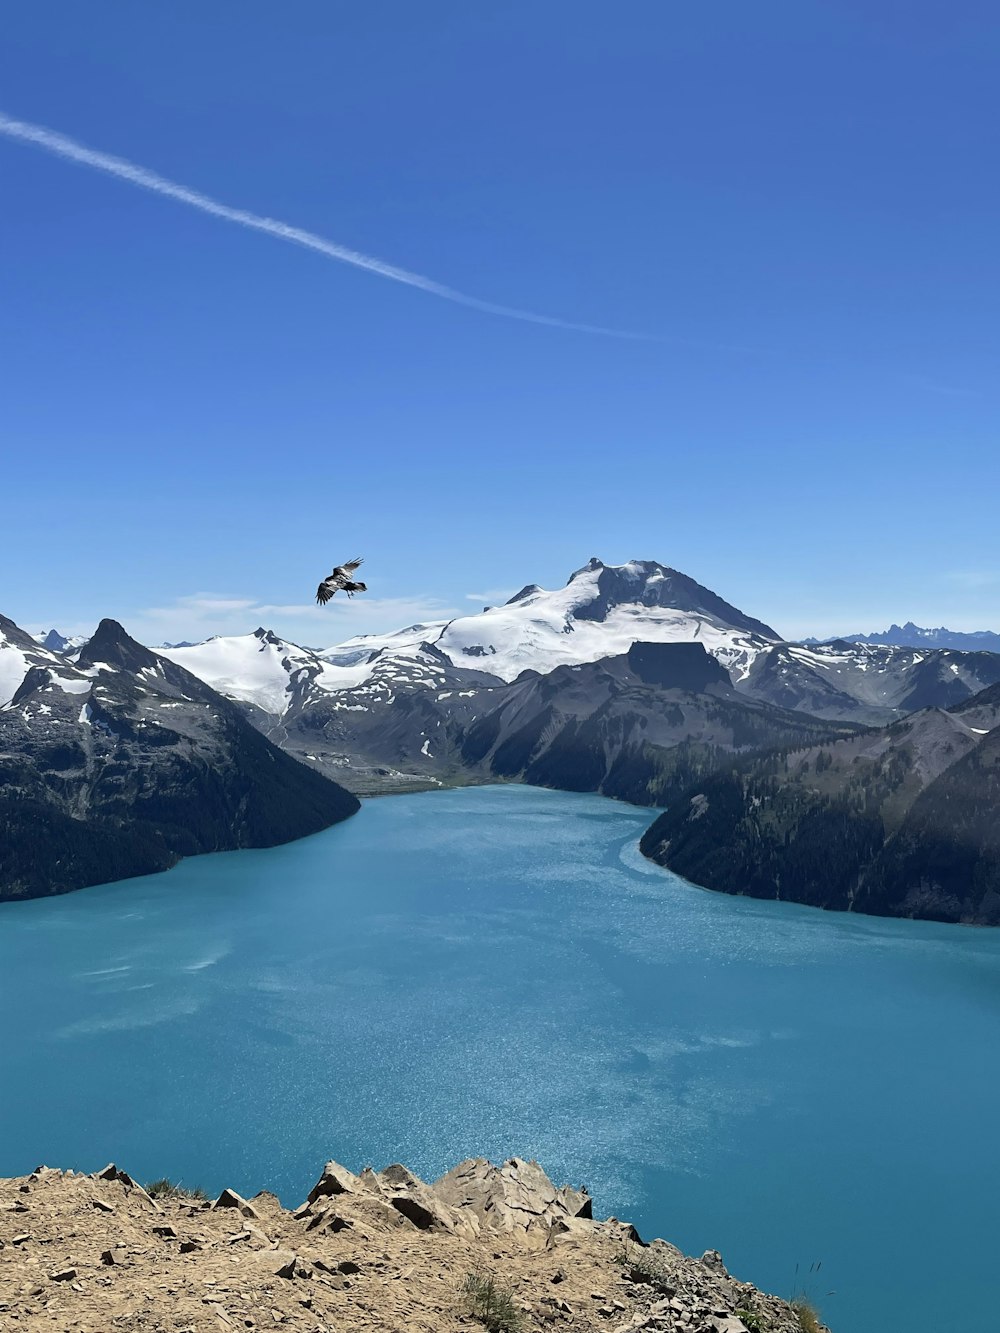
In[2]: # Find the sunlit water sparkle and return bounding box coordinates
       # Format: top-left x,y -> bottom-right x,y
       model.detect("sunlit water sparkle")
2,786 -> 998,1333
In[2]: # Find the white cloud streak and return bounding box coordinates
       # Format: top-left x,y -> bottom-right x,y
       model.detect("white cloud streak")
464,586 -> 517,604
0,109 -> 644,339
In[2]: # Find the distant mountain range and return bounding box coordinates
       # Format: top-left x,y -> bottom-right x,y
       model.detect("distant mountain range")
7,557 -> 1000,923
152,560 -> 1000,783
805,622 -> 1000,653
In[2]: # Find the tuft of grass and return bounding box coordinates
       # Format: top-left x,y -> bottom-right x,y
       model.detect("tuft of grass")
461,1267 -> 524,1333
145,1178 -> 208,1201
791,1299 -> 822,1333
612,1242 -> 675,1295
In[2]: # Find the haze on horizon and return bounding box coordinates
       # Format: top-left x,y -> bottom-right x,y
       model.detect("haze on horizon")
2,2 -> 998,646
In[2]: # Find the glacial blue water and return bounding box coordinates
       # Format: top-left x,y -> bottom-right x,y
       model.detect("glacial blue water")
1,786 -> 998,1333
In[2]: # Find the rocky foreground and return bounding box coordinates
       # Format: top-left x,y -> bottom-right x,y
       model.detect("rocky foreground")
0,1158 -> 825,1333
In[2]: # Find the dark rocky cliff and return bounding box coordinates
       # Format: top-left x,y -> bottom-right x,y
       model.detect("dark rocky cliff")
0,616 -> 360,901
640,688 -> 1000,924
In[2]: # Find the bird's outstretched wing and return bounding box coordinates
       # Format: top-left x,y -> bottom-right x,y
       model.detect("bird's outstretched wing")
332,557 -> 363,579
317,557 -> 366,604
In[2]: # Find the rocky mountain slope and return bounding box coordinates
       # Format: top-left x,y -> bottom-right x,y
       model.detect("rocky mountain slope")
0,1158 -> 826,1333
162,628 -> 503,793
0,614 -> 359,901
739,639 -> 1000,725
640,682 -> 1000,923
456,641 -> 858,805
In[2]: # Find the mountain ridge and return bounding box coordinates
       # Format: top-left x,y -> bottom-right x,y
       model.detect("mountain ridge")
806,621 -> 1000,653
640,685 -> 1000,924
0,613 -> 360,901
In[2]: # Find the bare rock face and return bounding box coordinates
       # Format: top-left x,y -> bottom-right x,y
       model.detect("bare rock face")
433,1156 -> 593,1240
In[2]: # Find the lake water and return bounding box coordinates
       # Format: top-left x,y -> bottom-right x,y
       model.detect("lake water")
1,785 -> 998,1333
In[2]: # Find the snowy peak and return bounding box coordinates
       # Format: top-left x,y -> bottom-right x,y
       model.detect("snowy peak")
560,559 -> 781,638
159,628 -> 384,717
32,629 -> 90,653
1,614 -> 89,710
405,558 -> 781,684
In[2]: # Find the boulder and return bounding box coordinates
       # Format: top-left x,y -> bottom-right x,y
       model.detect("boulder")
701,1249 -> 727,1274
91,1164 -> 161,1212
305,1161 -> 359,1205
212,1189 -> 260,1219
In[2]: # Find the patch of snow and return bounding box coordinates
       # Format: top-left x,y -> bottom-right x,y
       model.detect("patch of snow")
0,643 -> 29,707
51,675 -> 91,695
161,632 -> 374,715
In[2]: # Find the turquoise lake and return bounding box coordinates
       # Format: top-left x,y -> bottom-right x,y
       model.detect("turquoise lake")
1,785 -> 998,1333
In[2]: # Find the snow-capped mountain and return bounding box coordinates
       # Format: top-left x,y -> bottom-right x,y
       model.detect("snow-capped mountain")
31,629 -> 90,654
158,627 -> 374,717
740,640 -> 1000,724
156,561 -> 779,721
324,558 -> 782,684
159,626 -> 502,788
2,618 -> 91,710
0,613 -> 358,901
808,622 -> 1000,654
151,560 -> 1000,775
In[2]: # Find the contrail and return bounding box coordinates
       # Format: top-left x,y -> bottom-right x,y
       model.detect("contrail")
0,110 -> 644,339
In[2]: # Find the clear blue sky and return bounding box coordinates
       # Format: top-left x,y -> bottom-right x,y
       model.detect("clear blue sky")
2,1 -> 998,646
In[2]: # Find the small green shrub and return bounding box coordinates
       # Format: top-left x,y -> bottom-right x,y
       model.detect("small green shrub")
735,1309 -> 767,1332
461,1267 -> 524,1333
145,1178 -> 207,1201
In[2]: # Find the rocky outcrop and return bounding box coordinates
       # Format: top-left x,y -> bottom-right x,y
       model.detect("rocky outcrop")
0,1157 -> 828,1333
299,1156 -> 594,1246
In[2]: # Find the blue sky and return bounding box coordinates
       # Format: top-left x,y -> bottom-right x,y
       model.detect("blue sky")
2,1 -> 998,646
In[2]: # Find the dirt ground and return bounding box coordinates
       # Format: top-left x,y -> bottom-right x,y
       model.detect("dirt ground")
0,1160 -> 821,1333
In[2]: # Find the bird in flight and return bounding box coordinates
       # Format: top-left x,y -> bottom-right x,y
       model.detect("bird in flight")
316,557 -> 367,605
